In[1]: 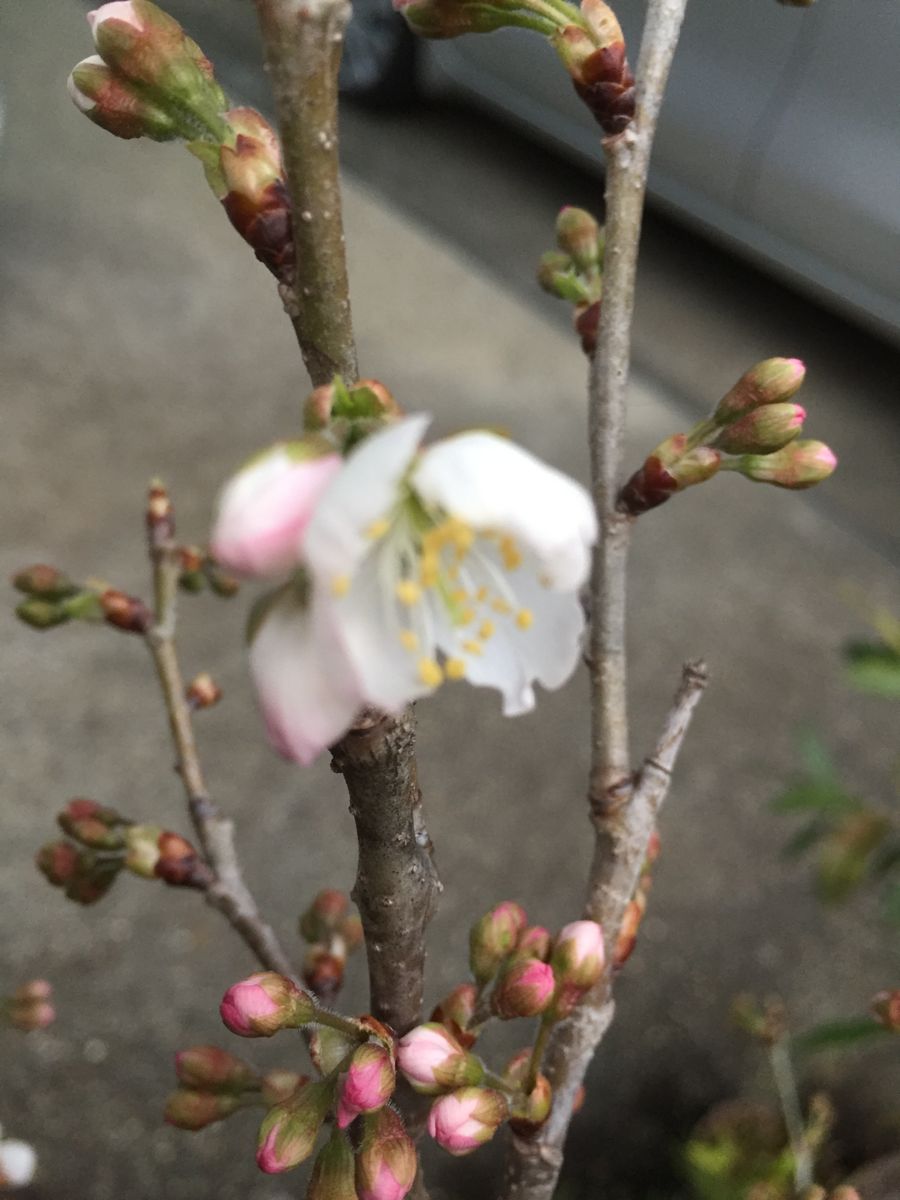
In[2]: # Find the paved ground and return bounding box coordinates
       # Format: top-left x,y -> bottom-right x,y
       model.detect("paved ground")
1,3 -> 898,1198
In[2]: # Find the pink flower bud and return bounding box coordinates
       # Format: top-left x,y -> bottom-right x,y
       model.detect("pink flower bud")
732,440 -> 837,489
68,56 -> 180,141
491,960 -> 556,1020
0,1138 -> 37,1189
355,1108 -> 417,1200
211,443 -> 342,578
713,402 -> 806,455
714,357 -> 806,422
427,1087 -> 508,1156
396,1023 -> 484,1095
256,1079 -> 333,1173
174,1045 -> 259,1092
551,921 -> 605,991
468,901 -> 527,983
220,972 -> 315,1038
335,1043 -> 396,1129
308,1131 -> 357,1200
164,1088 -> 243,1130
512,926 -> 552,962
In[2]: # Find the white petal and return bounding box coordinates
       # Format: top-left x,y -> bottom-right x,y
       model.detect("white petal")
304,415 -> 430,583
88,2 -> 143,34
412,432 -> 596,591
250,590 -> 364,765
502,557 -> 586,692
0,1139 -> 37,1187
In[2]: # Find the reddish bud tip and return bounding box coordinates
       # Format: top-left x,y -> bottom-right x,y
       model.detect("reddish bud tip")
427,1087 -> 508,1156
355,1108 -> 417,1200
491,959 -> 556,1020
155,831 -> 211,889
335,1042 -> 396,1129
185,672 -> 222,710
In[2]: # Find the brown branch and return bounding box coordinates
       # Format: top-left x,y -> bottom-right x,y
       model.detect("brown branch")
254,0 -> 358,386
330,708 -> 441,1036
145,521 -> 297,981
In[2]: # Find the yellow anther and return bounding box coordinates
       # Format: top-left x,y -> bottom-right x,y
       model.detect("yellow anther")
516,608 -> 534,630
462,640 -> 483,657
366,518 -> 390,540
444,657 -> 467,680
458,608 -> 475,626
500,536 -> 522,571
418,657 -> 444,687
399,629 -> 418,651
395,579 -> 421,606
450,588 -> 469,605
420,557 -> 439,588
475,586 -> 489,603
491,598 -> 513,615
451,524 -> 474,553
332,574 -> 350,597
447,564 -> 460,582
478,619 -> 495,641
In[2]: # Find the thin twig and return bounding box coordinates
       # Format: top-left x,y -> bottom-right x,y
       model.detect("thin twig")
146,535 -> 297,980
769,1035 -> 813,1192
254,0 -> 358,386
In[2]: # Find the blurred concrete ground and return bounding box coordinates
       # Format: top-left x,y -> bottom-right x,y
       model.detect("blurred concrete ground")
1,2 -> 898,1198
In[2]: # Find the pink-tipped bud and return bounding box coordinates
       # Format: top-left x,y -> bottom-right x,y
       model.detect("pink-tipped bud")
713,402 -> 806,455
613,893 -> 647,969
509,1074 -> 553,1137
355,1108 -> 417,1200
0,1138 -> 37,1189
36,840 -> 80,887
335,1043 -> 396,1129
714,357 -> 806,422
513,926 -> 552,962
871,989 -> 900,1032
308,1131 -> 358,1200
491,960 -> 556,1020
299,889 -> 350,943
164,1088 -> 243,1130
174,1045 -> 259,1092
396,1023 -> 484,1095
57,799 -> 123,850
733,439 -> 837,489
427,1087 -> 508,1156
211,442 -> 341,579
68,56 -> 180,140
556,206 -> 603,273
430,983 -> 478,1044
220,972 -> 316,1038
551,921 -> 605,991
469,901 -> 527,983
619,446 -> 721,515
256,1079 -> 333,1173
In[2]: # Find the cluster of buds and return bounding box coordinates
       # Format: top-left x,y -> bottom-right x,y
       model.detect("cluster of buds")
67,4 -> 296,285
35,798 -> 209,905
395,0 -> 633,136
198,971 -> 414,1195
0,1126 -> 36,1192
613,828 -> 660,969
619,358 -> 837,515
303,377 -> 402,442
2,981 -> 55,1033
299,889 -> 364,1003
538,207 -> 604,355
174,545 -> 240,598
394,904 -> 605,1154
12,563 -> 144,635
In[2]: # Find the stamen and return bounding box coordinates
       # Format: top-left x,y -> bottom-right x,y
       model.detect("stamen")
516,608 -> 534,630
332,574 -> 350,597
478,619 -> 495,641
396,580 -> 421,606
420,554 -> 439,588
444,657 -> 466,680
500,536 -> 522,571
399,629 -> 418,651
492,598 -> 513,615
366,518 -> 390,540
475,586 -> 489,603
462,640 -> 483,657
418,657 -> 444,687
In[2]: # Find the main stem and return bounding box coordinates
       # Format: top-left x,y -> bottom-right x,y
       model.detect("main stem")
501,3 -> 690,1197
255,0 -> 358,386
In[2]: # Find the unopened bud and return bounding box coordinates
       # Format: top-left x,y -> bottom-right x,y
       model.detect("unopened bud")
68,55 -> 181,140
155,830 -> 210,888
551,921 -> 605,990
304,378 -> 400,432
220,972 -> 316,1038
714,357 -> 806,422
512,926 -> 552,962
509,1074 -> 552,1137
100,588 -> 152,633
355,1107 -> 417,1200
491,959 -> 556,1020
552,0 -> 635,137
871,989 -> 900,1032
713,402 -> 805,455
256,1078 -> 334,1173
335,1042 -> 396,1129
469,901 -> 527,984
186,672 -> 222,710
556,206 -> 602,273
164,1088 -> 243,1130
58,799 -> 124,849
394,0 -> 514,39
396,1023 -> 484,1095
731,440 -> 837,489
574,298 -> 601,356
15,597 -> 70,629
619,445 -> 721,515
300,890 -> 350,943
174,1045 -> 260,1092
12,564 -> 77,600
537,252 -> 593,305
427,1086 -> 507,1156
63,851 -> 122,905
308,1130 -> 357,1200
303,947 -> 345,999
177,544 -> 206,592
34,841 -> 75,888
262,1069 -> 308,1106
613,892 -> 647,969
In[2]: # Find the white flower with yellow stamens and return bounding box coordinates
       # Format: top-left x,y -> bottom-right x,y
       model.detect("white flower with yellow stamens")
302,415 -> 596,720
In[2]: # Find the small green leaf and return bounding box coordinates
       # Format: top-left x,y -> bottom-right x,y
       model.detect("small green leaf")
780,818 -> 827,859
792,1018 -> 890,1055
844,640 -> 900,698
771,782 -> 856,815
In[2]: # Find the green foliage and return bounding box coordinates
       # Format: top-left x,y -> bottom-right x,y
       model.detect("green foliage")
844,639 -> 900,698
792,1017 -> 892,1056
683,1102 -> 795,1200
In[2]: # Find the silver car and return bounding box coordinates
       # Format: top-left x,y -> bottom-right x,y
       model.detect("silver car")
342,0 -> 900,341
